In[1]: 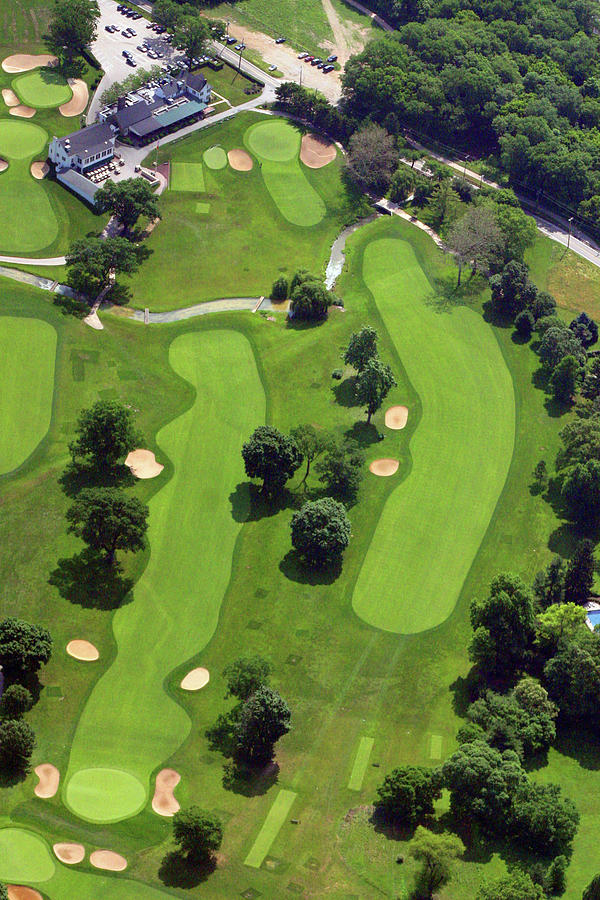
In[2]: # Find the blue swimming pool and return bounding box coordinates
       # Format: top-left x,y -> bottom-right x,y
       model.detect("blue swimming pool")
587,609 -> 600,629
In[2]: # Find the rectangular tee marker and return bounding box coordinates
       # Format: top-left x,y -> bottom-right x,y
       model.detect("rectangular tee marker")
429,734 -> 443,760
244,789 -> 297,868
348,737 -> 374,791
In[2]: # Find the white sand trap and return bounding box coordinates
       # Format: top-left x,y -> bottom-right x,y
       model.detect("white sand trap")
385,406 -> 409,430
34,763 -> 60,798
2,54 -> 58,73
300,133 -> 337,169
152,768 -> 181,816
90,850 -> 127,872
8,887 -> 43,900
125,448 -> 164,479
53,842 -> 85,864
60,79 -> 88,116
180,666 -> 210,691
228,148 -> 253,171
30,161 -> 49,179
2,88 -> 19,107
0,158 -> 8,172
10,105 -> 36,118
369,458 -> 400,477
66,639 -> 99,661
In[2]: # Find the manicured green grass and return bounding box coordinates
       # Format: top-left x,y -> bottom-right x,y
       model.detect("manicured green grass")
244,788 -> 297,867
0,161 -> 59,251
202,62 -> 256,107
246,119 -> 299,162
352,237 -> 515,634
203,145 -> 227,169
170,161 -> 205,192
0,826 -> 56,882
0,316 -> 56,474
0,118 -> 47,158
64,329 -> 265,823
13,68 -> 72,108
195,201 -> 210,214
130,111 -> 360,310
347,736 -> 374,790
65,766 -> 147,823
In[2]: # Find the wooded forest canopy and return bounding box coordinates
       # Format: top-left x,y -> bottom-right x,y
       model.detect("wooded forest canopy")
341,0 -> 600,217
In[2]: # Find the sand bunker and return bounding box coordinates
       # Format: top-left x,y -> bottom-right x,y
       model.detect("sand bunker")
53,842 -> 85,865
90,850 -> 127,872
60,79 -> 88,117
300,133 -> 337,169
152,768 -> 181,816
30,161 -> 49,179
7,888 -> 43,900
228,148 -> 253,171
369,458 -> 400,477
0,158 -> 7,172
125,448 -> 164,479
180,667 -> 210,691
2,54 -> 58,73
385,406 -> 409,430
10,105 -> 36,118
2,88 -> 19,107
66,639 -> 99,661
34,763 -> 59,798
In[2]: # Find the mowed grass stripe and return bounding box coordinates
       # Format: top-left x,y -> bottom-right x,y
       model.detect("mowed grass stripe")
64,330 -> 266,822
352,238 -> 515,634
170,161 -> 205,192
348,737 -> 374,791
261,161 -> 326,227
244,788 -> 297,868
0,317 -> 56,474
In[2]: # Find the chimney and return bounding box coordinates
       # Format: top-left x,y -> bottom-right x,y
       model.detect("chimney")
117,95 -> 126,111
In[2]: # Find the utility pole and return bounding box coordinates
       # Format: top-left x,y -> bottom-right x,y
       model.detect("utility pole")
568,216 -> 573,251
299,65 -> 302,87
238,46 -> 243,72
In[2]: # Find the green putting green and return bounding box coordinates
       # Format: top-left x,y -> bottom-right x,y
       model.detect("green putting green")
13,68 -> 72,108
170,161 -> 205,192
0,119 -> 47,159
65,767 -> 146,823
203,145 -> 227,169
0,316 -> 56,473
0,827 -> 56,882
64,329 -> 266,822
244,788 -> 297,868
246,119 -> 300,162
244,121 -> 325,227
352,238 -> 515,634
348,736 -> 374,791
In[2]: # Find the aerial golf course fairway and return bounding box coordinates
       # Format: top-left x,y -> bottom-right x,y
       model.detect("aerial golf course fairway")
352,238 -> 515,634
64,329 -> 265,822
0,316 -> 56,474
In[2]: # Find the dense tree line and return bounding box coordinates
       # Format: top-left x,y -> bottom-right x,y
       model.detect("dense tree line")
341,0 -> 600,219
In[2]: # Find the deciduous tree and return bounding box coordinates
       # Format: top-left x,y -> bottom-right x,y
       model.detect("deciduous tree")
223,656 -> 272,702
95,178 -> 160,235
354,357 -> 396,424
290,424 -> 327,485
469,573 -> 536,680
549,355 -> 580,403
342,325 -> 379,372
0,618 -> 52,678
235,686 -> 291,764
375,766 -> 441,826
48,0 -> 99,72
242,426 -> 302,497
0,719 -> 35,772
408,827 -> 464,899
0,685 -> 33,718
69,400 -> 142,469
315,439 -> 364,502
67,487 -> 149,564
290,497 -> 351,567
172,807 -> 222,864
477,871 -> 545,900
346,124 -> 397,194
446,206 -> 503,285
564,540 -> 596,604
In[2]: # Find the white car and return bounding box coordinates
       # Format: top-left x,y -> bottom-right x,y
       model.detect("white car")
268,64 -> 277,71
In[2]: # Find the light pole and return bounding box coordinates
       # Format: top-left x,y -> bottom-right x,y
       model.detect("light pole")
299,65 -> 302,87
568,216 -> 573,251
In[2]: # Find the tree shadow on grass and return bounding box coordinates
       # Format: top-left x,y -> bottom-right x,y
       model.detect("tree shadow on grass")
449,669 -> 482,718
222,759 -> 280,797
344,421 -> 384,448
332,375 -> 359,408
0,760 -> 31,788
59,462 -> 135,498
279,549 -> 342,585
553,726 -> 600,771
158,851 -> 216,888
229,483 -> 299,523
49,549 -> 134,609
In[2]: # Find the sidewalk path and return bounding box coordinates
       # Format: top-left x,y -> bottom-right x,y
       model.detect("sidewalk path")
128,296 -> 273,323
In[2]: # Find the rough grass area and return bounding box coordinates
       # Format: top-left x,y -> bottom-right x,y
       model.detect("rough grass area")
0,315 -> 56,473
210,0 -> 334,55
526,233 -> 600,320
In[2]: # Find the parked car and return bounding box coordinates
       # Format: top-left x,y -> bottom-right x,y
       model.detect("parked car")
147,50 -> 157,59
311,57 -> 322,65
323,64 -> 334,72
326,54 -> 337,62
268,64 -> 277,71
155,50 -> 164,58
137,44 -> 146,51
122,49 -> 133,57
275,36 -> 286,43
132,12 -> 142,19
129,28 -> 137,35
234,43 -> 244,50
298,52 -> 307,58
105,24 -> 113,32
126,57 -> 137,66
304,55 -> 314,62
317,62 -> 325,68
226,36 -> 236,44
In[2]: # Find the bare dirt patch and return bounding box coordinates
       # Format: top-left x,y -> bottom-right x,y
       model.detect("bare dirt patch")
2,54 -> 58,73
180,666 -> 210,691
300,133 -> 336,168
152,768 -> 181,816
90,850 -> 127,872
228,148 -> 253,171
30,161 -> 49,179
53,842 -> 85,865
125,448 -> 164,479
385,406 -> 408,430
10,105 -> 36,118
60,79 -> 88,117
34,763 -> 59,798
66,639 -> 99,661
7,888 -> 43,900
369,458 -> 399,477
2,88 -> 19,107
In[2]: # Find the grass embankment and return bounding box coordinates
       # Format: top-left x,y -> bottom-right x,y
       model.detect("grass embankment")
210,0 -> 334,56
0,213 -> 592,898
0,315 -> 56,474
129,112 -> 362,311
526,233 -> 600,320
204,61 -> 257,106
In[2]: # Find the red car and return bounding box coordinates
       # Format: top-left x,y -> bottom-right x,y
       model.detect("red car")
304,55 -> 314,62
